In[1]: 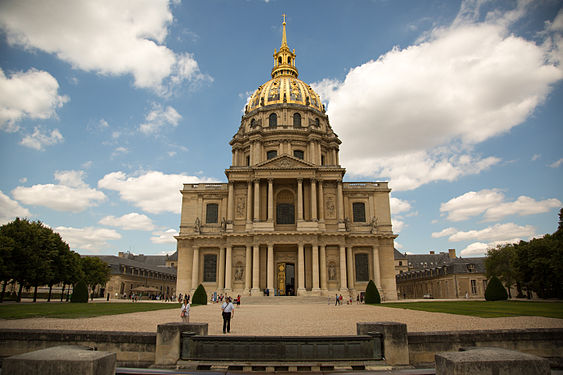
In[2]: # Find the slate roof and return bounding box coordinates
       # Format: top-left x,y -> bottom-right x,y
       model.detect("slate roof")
406,253 -> 452,270
394,248 -> 407,260
90,255 -> 177,276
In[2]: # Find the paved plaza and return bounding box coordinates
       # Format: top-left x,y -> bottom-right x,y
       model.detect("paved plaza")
1,297 -> 562,335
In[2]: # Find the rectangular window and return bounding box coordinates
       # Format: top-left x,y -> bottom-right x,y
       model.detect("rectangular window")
206,203 -> 218,223
471,280 -> 477,294
293,150 -> 304,159
267,150 -> 277,159
203,254 -> 217,282
246,155 -> 250,166
352,202 -> 366,222
355,253 -> 369,282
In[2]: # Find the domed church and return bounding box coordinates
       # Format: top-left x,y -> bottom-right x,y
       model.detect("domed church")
176,16 -> 398,300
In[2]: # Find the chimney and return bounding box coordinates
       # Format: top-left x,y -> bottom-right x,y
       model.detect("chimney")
118,252 -> 124,258
429,251 -> 435,255
448,249 -> 456,259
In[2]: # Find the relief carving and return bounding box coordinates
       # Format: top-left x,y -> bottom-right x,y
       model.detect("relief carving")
235,196 -> 246,219
325,194 -> 336,219
234,262 -> 244,281
328,262 -> 337,281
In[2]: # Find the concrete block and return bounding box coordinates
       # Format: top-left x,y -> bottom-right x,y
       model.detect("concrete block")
2,345 -> 115,375
357,321 -> 409,365
435,347 -> 550,375
155,322 -> 208,366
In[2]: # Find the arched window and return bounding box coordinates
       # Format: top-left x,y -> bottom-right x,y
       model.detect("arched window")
269,113 -> 277,128
293,150 -> 304,160
250,118 -> 256,128
315,118 -> 320,127
267,150 -> 277,159
278,57 -> 282,65
288,57 -> 291,65
293,113 -> 301,127
206,203 -> 219,223
352,202 -> 366,222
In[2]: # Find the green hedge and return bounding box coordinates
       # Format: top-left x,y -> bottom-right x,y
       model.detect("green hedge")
485,275 -> 508,301
192,284 -> 207,305
365,280 -> 381,304
70,280 -> 89,303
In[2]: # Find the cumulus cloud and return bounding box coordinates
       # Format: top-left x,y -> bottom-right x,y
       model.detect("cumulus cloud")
431,227 -> 457,238
20,127 -> 64,150
447,223 -> 536,242
139,104 -> 181,134
55,226 -> 121,251
0,68 -> 68,132
440,189 -> 561,222
98,170 -> 218,214
549,158 -> 563,168
392,217 -> 405,233
99,213 -> 154,231
151,228 -> 178,244
0,0 -> 209,92
12,170 -> 106,212
312,1 -> 562,190
0,190 -> 31,225
390,197 -> 411,215
460,238 -> 523,257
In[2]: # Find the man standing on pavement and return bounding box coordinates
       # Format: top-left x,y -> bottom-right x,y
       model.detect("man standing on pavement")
221,296 -> 235,333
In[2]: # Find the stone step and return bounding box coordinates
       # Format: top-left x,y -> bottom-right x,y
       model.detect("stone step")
214,295 -> 331,305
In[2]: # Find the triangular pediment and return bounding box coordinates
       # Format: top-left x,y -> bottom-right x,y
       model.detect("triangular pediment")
255,155 -> 316,169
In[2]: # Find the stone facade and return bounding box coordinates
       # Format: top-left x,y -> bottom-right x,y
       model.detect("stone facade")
175,18 -> 397,300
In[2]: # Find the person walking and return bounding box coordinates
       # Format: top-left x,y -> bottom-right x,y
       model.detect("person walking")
335,294 -> 339,306
221,297 -> 235,333
180,298 -> 190,323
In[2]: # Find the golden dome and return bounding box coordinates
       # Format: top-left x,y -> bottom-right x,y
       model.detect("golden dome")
246,15 -> 324,113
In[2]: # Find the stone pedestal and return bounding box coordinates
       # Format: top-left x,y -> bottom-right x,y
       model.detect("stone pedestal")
155,322 -> 208,366
435,347 -> 550,375
357,322 -> 409,366
2,345 -> 115,375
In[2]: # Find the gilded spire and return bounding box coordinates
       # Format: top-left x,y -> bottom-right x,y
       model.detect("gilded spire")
281,14 -> 288,48
272,14 -> 298,78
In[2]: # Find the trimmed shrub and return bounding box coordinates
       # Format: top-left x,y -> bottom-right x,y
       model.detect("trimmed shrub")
485,275 -> 508,301
365,280 -> 381,304
70,280 -> 88,303
192,284 -> 208,305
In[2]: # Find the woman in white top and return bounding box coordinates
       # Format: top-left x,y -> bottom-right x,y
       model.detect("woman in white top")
180,299 -> 190,323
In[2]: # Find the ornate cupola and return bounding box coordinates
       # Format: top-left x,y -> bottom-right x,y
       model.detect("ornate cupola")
271,14 -> 298,79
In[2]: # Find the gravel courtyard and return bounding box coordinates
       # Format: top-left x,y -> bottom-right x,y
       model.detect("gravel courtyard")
1,300 -> 562,335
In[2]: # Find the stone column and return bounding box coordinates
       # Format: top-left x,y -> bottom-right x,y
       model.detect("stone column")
337,180 -> 344,221
227,182 -> 234,221
267,244 -> 274,293
297,179 -> 303,221
320,244 -> 327,292
339,245 -> 347,291
245,245 -> 252,293
312,244 -> 320,294
251,245 -> 261,295
372,246 -> 381,289
347,246 -> 354,291
253,179 -> 260,221
267,179 -> 274,222
297,243 -> 305,294
191,246 -> 199,291
218,247 -> 225,291
246,181 -> 253,223
310,179 -> 317,221
318,180 -> 324,221
225,246 -> 232,292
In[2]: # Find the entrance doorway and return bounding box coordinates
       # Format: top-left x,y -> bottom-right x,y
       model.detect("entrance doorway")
277,262 -> 295,296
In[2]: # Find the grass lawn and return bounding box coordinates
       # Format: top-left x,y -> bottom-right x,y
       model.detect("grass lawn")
0,302 -> 181,319
379,300 -> 563,319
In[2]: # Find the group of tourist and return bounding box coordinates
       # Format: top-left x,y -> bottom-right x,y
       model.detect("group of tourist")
333,293 -> 364,305
179,293 -> 236,334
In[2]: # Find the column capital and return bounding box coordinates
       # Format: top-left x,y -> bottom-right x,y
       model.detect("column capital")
310,178 -> 317,183
297,178 -> 303,183
253,178 -> 261,183
267,178 -> 274,183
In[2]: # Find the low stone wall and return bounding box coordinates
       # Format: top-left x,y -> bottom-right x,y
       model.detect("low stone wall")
408,328 -> 563,368
0,329 -> 156,368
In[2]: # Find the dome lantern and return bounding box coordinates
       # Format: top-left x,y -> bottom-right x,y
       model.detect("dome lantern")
271,14 -> 298,79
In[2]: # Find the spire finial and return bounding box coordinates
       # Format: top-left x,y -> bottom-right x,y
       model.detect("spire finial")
281,14 -> 287,48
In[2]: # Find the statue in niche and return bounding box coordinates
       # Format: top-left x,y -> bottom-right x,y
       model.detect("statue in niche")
194,217 -> 201,234
344,217 -> 350,231
328,262 -> 337,281
220,217 -> 227,232
234,263 -> 244,281
370,217 -> 378,234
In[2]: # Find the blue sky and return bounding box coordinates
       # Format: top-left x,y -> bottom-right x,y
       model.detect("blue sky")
0,0 -> 561,257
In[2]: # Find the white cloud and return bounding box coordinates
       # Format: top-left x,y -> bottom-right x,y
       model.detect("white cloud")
531,154 -> 540,161
549,158 -> 563,168
392,217 -> 405,233
150,228 -> 178,244
98,170 -> 218,214
0,190 -> 31,225
448,223 -> 536,242
12,170 -> 106,212
440,189 -> 561,222
431,227 -> 457,238
460,238 -> 523,257
312,1 -> 562,190
55,226 -> 121,251
20,127 -> 64,150
394,242 -> 404,250
0,68 -> 68,132
99,213 -> 154,231
112,147 -> 128,158
390,197 -> 411,215
0,0 -> 209,92
139,104 -> 181,134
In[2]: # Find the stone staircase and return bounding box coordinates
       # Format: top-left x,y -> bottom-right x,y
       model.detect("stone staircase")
230,295 -> 330,305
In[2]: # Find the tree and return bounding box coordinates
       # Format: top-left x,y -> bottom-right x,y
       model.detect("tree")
45,234 -> 74,302
0,236 -> 15,303
485,275 -> 508,301
80,256 -> 110,296
60,251 -> 83,302
485,244 -> 517,298
192,284 -> 208,305
71,280 -> 88,303
365,280 -> 381,304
